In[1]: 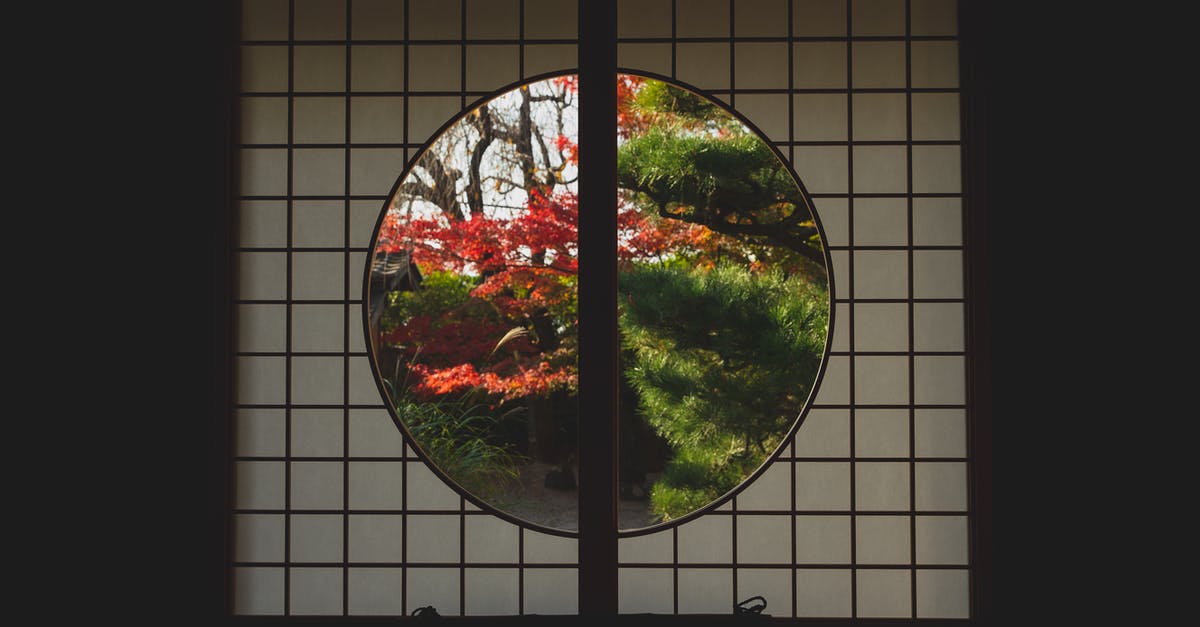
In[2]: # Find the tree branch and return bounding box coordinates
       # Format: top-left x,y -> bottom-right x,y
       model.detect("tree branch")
409,151 -> 463,220
465,105 -> 497,217
649,199 -> 825,266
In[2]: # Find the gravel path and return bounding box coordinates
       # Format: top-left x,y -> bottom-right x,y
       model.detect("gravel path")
489,461 -> 664,531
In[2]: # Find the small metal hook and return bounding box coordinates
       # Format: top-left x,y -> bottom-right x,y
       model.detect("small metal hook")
735,595 -> 767,615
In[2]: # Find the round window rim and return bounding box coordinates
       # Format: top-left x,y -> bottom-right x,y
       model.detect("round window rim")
362,68 -> 838,538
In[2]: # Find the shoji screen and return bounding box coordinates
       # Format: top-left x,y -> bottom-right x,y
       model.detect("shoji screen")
612,0 -> 970,619
232,0 -> 973,620
233,0 -> 580,616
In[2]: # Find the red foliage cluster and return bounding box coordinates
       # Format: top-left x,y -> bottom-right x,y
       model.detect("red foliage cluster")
374,209 -> 411,256
407,358 -> 578,402
380,190 -> 583,405
380,308 -> 510,369
554,134 -> 578,165
383,190 -> 578,275
617,200 -> 708,265
552,74 -> 578,93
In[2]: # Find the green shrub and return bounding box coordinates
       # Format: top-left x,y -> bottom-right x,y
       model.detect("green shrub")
620,263 -> 828,520
647,448 -> 745,520
382,269 -> 480,331
394,393 -> 525,502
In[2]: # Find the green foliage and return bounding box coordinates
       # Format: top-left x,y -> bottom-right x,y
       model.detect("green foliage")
619,263 -> 828,519
618,128 -> 802,215
382,270 -> 481,331
629,81 -> 727,129
395,392 -> 525,501
647,447 -> 745,520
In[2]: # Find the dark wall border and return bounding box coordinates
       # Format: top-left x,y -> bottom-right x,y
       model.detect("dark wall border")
958,1 -> 992,624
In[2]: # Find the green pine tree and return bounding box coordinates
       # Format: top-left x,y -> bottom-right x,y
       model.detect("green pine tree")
618,81 -> 826,272
619,263 -> 828,519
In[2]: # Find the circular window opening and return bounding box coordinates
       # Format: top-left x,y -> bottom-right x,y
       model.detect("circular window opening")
365,73 -> 830,534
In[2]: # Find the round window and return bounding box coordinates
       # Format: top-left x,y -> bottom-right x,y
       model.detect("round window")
365,73 -> 830,534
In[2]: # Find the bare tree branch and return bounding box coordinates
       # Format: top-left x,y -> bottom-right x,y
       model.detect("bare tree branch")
465,104 -> 497,217
404,151 -> 463,220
